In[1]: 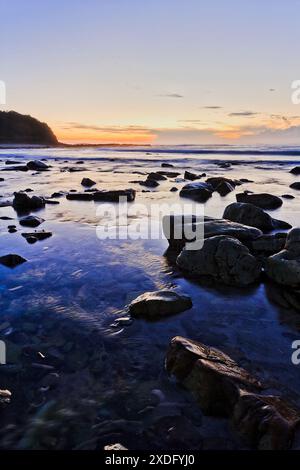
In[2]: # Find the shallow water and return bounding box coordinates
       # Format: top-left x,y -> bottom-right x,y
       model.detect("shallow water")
0,146 -> 300,450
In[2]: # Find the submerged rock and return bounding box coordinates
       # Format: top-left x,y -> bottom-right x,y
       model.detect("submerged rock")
81,177 -> 96,187
0,253 -> 27,268
19,215 -> 44,227
184,171 -> 203,181
223,202 -> 291,232
180,182 -> 213,202
140,179 -> 160,188
93,189 -> 136,202
176,235 -> 262,286
290,182 -> 300,190
129,290 -> 192,319
157,170 -> 181,178
166,336 -> 300,449
236,192 -> 283,210
66,192 -> 94,201
265,228 -> 300,288
147,172 -> 167,181
22,231 -> 52,243
290,166 -> 300,175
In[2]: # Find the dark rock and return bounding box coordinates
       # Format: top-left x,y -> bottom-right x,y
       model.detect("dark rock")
170,187 -> 178,192
27,160 -> 49,171
93,189 -> 136,202
51,192 -> 65,198
147,172 -> 167,181
66,192 -> 94,201
13,192 -> 45,211
223,202 -> 291,232
157,171 -> 181,178
216,181 -> 235,196
184,171 -> 202,181
22,231 -> 52,243
140,179 -> 160,188
177,235 -> 262,286
180,182 -> 213,202
3,165 -> 29,172
0,110 -> 58,145
161,163 -> 174,168
290,167 -> 300,175
81,177 -> 96,187
44,199 -> 60,205
290,182 -> 300,190
0,254 -> 27,268
19,215 -> 44,227
236,192 -> 283,210
206,176 -> 239,189
129,290 -> 192,319
250,233 -> 287,255
282,194 -> 295,199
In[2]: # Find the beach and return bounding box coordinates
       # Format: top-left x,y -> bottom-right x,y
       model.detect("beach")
0,146 -> 300,449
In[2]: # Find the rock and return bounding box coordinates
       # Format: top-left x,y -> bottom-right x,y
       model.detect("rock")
236,193 -> 283,210
0,177 -> 4,182
2,165 -> 29,172
44,199 -> 60,205
206,177 -> 239,189
265,228 -> 300,287
250,233 -> 287,255
19,215 -> 44,227
184,171 -> 202,181
0,254 -> 27,268
66,192 -> 94,201
93,189 -> 136,202
129,290 -> 192,319
8,226 -> 17,233
51,192 -> 65,198
216,181 -> 235,196
162,215 -> 262,250
290,167 -> 300,175
81,177 -> 96,187
104,443 -> 128,450
22,231 -> 52,243
13,192 -> 45,211
157,171 -> 180,177
140,179 -> 160,188
0,200 -> 12,208
290,182 -> 300,190
170,187 -> 178,192
5,160 -> 20,165
166,336 -> 300,449
161,163 -> 174,168
282,194 -> 295,199
0,389 -> 11,407
223,202 -> 291,232
180,182 -> 213,202
240,178 -> 254,183
27,160 -> 49,171
147,172 -> 167,181
176,235 -> 262,286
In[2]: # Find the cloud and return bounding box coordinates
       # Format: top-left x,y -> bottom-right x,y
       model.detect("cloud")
229,111 -> 258,117
202,106 -> 222,109
62,122 -> 152,134
158,93 -> 184,98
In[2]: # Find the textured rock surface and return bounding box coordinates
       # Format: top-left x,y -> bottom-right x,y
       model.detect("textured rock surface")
236,192 -> 283,210
223,202 -> 291,231
19,215 -> 44,227
129,291 -> 192,319
176,235 -> 262,286
180,182 -> 213,202
0,254 -> 27,268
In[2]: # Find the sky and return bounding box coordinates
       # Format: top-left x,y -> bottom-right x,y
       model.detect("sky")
1,0 -> 300,145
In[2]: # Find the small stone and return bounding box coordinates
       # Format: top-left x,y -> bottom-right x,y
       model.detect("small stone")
0,254 -> 27,268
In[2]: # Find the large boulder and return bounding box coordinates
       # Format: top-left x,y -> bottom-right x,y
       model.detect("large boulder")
179,182 -> 213,202
236,192 -> 283,210
162,215 -> 262,250
265,228 -> 300,288
166,336 -> 300,449
290,167 -> 300,175
176,235 -> 262,286
12,192 -> 45,211
129,290 -> 192,319
250,233 -> 287,256
206,176 -> 239,189
223,202 -> 291,232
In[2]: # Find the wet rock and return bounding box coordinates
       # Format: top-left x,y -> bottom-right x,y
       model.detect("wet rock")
8,226 -> 17,233
140,179 -> 160,188
206,177 -> 239,190
13,192 -> 45,211
282,194 -> 295,199
104,443 -> 128,450
265,228 -> 300,287
166,336 -> 300,449
0,253 -> 27,268
240,178 -> 254,183
157,170 -> 180,178
177,235 -> 262,286
0,177 -> 4,182
223,202 -> 291,232
184,170 -> 203,181
0,389 -> 11,407
180,182 -> 213,202
236,192 -> 283,210
147,172 -> 167,181
161,163 -> 174,168
5,160 -> 19,165
0,200 -> 12,208
51,192 -> 65,198
250,233 -> 287,256
27,160 -> 49,171
290,166 -> 300,175
19,215 -> 44,227
93,189 -> 136,202
66,192 -> 94,201
129,290 -> 192,319
81,177 -> 96,187
44,199 -> 60,205
290,182 -> 300,190
170,187 -> 178,192
3,165 -> 29,172
22,231 -> 52,243
163,215 -> 262,251
216,181 -> 235,196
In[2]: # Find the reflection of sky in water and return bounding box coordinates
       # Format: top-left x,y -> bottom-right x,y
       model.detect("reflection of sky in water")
1,149 -> 300,448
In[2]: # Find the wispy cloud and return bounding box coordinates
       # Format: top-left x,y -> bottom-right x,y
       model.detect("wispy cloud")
202,106 -> 222,109
229,111 -> 258,117
157,93 -> 184,98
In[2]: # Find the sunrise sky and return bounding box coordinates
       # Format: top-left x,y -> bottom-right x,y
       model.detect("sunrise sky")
1,0 -> 300,144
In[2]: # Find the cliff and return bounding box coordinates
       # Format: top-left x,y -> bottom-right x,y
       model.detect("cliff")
0,111 -> 58,145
